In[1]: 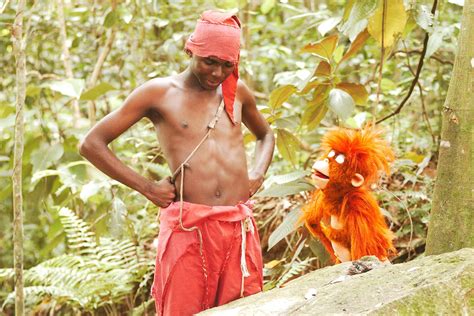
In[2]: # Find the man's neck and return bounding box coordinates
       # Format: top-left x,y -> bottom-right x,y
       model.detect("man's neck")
180,67 -> 216,93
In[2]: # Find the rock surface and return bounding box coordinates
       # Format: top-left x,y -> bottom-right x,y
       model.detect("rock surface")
198,248 -> 474,315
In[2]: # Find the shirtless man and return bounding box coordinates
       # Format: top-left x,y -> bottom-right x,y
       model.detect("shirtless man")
79,10 -> 274,316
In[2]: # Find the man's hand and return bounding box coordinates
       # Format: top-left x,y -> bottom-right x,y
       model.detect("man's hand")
248,171 -> 264,197
144,177 -> 176,208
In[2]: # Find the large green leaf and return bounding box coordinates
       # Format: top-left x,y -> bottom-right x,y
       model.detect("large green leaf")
276,128 -> 301,165
46,79 -> 85,99
30,142 -> 64,175
368,0 -> 407,47
317,17 -> 342,36
261,0 -> 276,14
268,170 -> 311,186
268,85 -> 297,110
268,207 -> 304,250
79,181 -> 103,203
80,82 -> 116,101
328,88 -> 355,120
339,0 -> 378,41
300,34 -> 339,61
256,179 -> 314,198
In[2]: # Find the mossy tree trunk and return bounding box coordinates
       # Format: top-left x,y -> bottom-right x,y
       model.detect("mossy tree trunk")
425,0 -> 474,255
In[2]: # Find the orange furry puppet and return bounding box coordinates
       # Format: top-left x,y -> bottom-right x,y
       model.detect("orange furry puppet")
302,126 -> 396,263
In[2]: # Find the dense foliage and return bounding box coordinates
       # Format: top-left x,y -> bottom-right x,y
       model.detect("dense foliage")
0,0 -> 463,314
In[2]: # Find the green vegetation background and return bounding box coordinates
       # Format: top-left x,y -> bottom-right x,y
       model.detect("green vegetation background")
0,0 -> 463,314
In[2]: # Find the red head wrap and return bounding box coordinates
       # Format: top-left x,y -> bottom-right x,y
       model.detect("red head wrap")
185,10 -> 241,124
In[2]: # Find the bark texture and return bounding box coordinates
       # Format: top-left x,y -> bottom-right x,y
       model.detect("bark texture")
425,0 -> 474,255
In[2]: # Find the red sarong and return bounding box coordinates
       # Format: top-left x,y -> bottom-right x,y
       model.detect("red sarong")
151,201 -> 263,315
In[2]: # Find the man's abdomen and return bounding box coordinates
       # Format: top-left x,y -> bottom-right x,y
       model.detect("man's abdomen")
172,135 -> 250,206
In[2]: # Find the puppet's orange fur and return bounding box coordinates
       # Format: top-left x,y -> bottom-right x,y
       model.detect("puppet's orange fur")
303,127 -> 396,262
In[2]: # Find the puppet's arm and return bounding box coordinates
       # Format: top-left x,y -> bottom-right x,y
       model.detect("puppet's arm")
302,193 -> 337,262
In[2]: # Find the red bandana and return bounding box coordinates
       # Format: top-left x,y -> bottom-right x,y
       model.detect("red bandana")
185,10 -> 241,124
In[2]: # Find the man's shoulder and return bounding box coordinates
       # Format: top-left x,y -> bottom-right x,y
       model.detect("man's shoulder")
139,76 -> 176,95
236,79 -> 256,108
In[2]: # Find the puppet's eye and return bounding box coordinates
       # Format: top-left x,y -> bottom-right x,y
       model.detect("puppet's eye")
328,150 -> 336,158
335,154 -> 345,164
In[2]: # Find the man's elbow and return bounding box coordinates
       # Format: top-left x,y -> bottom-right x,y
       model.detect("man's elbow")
78,137 -> 99,158
78,139 -> 89,157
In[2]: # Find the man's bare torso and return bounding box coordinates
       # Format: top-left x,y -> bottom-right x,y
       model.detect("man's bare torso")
146,76 -> 250,206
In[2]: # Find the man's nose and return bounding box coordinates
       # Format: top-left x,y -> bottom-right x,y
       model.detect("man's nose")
212,65 -> 223,77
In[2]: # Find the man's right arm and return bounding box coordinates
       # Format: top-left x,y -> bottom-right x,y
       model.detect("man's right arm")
78,79 -> 176,207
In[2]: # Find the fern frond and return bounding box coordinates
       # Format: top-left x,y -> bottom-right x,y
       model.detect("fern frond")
59,207 -> 97,256
275,258 -> 315,288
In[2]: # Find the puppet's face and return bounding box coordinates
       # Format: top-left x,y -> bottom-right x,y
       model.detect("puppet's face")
311,149 -> 364,190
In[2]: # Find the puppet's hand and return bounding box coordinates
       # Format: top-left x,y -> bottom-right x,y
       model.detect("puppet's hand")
248,170 -> 264,197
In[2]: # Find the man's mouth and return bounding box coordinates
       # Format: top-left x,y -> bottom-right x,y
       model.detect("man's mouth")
206,80 -> 220,87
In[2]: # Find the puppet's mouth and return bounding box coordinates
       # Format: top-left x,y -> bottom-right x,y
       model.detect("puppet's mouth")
314,170 -> 329,180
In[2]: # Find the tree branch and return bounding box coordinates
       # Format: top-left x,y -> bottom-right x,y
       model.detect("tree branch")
376,0 -> 439,124
12,0 -> 26,313
57,0 -> 81,125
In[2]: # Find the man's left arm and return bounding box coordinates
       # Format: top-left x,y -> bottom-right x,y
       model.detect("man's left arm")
240,81 -> 275,196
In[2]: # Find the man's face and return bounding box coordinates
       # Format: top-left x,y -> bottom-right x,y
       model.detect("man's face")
190,54 -> 235,90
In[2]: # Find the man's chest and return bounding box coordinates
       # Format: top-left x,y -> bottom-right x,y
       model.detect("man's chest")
149,96 -> 243,135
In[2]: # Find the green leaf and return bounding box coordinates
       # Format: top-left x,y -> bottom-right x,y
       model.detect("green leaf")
120,8 -> 133,24
381,78 -> 397,92
333,45 -> 345,64
256,179 -> 314,198
317,17 -> 342,36
368,0 -> 407,47
300,34 -> 339,61
270,170 -> 311,185
80,181 -> 103,203
47,79 -> 85,99
109,197 -> 127,238
302,102 -> 328,130
339,0 -> 378,41
30,143 -> 64,175
276,128 -> 301,165
336,82 -> 368,105
0,114 -> 15,130
415,5 -> 434,32
268,85 -> 297,110
328,88 -> 355,120
340,28 -> 370,63
26,84 -> 41,97
274,69 -> 313,91
261,0 -> 276,14
425,26 -> 446,59
448,0 -> 464,6
104,9 -> 119,28
80,82 -> 116,101
268,208 -> 304,250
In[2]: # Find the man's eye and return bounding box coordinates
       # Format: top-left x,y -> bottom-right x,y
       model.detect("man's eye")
224,62 -> 234,68
204,59 -> 214,65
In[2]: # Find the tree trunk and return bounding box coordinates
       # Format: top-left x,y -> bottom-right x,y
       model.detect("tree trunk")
425,0 -> 474,255
12,0 -> 26,314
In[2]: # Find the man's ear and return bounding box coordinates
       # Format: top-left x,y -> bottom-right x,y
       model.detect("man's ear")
351,173 -> 364,187
185,49 -> 192,57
